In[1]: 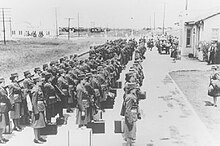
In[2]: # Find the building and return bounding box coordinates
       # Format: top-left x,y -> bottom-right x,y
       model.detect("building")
179,8 -> 220,58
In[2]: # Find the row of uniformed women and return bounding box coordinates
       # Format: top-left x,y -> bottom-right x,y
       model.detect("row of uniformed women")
121,45 -> 146,145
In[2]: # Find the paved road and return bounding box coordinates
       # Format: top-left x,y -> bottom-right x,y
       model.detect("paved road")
93,48 -> 217,146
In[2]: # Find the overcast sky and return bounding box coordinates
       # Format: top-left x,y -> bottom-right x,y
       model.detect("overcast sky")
1,0 -> 220,29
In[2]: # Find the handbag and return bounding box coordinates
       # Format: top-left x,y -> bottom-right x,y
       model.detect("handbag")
208,84 -> 216,97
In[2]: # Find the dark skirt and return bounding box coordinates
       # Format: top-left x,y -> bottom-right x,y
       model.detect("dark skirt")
32,112 -> 46,129
10,102 -> 21,119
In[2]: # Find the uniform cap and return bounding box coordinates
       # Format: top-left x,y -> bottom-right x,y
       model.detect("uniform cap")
24,71 -> 31,76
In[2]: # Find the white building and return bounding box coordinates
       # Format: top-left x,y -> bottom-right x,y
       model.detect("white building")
179,8 -> 220,58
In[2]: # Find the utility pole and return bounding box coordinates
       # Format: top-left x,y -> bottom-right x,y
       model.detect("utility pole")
65,18 -> 74,40
55,8 -> 58,38
0,8 -> 11,44
2,8 -> 6,45
9,17 -> 12,37
154,12 -> 156,31
162,2 -> 166,35
77,12 -> 79,37
185,0 -> 188,10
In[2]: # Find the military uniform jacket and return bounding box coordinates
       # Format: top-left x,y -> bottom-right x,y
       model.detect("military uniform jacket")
31,85 -> 45,114
8,82 -> 22,104
43,82 -> 58,104
76,83 -> 89,111
0,87 -> 11,113
57,76 -> 69,96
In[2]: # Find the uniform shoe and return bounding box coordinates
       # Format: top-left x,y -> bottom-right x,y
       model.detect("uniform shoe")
13,127 -> 22,132
2,138 -> 9,143
34,139 -> 43,144
38,137 -> 47,142
0,140 -> 6,144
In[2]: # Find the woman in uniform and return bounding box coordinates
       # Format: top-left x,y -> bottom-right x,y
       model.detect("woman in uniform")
0,77 -> 11,143
31,76 -> 47,144
8,73 -> 23,131
209,66 -> 220,107
76,74 -> 91,128
123,83 -> 139,145
43,73 -> 58,124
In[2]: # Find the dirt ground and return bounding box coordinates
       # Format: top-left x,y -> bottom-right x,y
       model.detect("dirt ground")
170,70 -> 220,144
0,37 -> 110,83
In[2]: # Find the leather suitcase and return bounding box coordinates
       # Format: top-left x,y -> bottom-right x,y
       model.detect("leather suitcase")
114,120 -> 124,133
40,124 -> 58,135
102,97 -> 114,109
86,120 -> 105,134
138,91 -> 147,100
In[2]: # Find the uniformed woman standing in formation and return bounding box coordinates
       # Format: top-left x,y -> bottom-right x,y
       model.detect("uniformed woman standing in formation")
123,83 -> 139,145
0,77 -> 11,144
31,76 -> 47,144
8,73 -> 23,131
76,74 -> 91,128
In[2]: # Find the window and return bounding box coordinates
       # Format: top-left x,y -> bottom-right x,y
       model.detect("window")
19,31 -> 22,35
12,31 -> 16,35
212,28 -> 219,41
186,28 -> 191,46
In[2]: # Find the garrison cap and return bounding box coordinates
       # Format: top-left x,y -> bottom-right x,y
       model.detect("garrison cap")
24,71 -> 31,77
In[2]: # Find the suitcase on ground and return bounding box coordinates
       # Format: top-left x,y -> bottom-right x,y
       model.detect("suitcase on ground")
40,124 -> 58,135
102,97 -> 114,109
19,115 -> 30,126
112,81 -> 122,89
86,120 -> 105,134
138,91 -> 147,100
3,121 -> 12,134
114,120 -> 124,133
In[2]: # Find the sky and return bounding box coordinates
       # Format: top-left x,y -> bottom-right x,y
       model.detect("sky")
1,0 -> 220,29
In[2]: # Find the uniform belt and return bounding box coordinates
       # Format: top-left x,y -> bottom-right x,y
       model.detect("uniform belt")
62,89 -> 68,91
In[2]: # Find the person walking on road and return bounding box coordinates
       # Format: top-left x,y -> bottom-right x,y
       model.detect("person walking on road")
208,41 -> 217,65
209,65 -> 220,107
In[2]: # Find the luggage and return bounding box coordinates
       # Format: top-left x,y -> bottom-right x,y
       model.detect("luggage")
114,120 -> 124,133
40,124 -> 58,135
86,120 -> 105,134
101,97 -> 114,109
138,91 -> 147,100
3,121 -> 12,134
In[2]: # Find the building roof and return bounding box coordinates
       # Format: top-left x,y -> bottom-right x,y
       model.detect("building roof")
185,7 -> 220,25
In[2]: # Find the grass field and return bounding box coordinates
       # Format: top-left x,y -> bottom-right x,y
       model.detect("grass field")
0,37 -> 110,83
